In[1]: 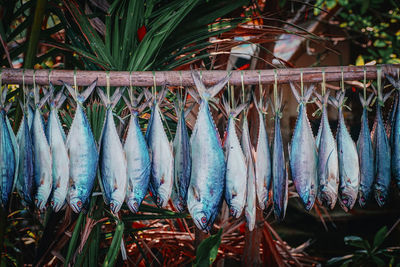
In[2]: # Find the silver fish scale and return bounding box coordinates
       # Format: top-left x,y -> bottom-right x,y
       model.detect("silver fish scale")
337,108 -> 360,212
241,117 -> 256,231
255,111 -> 271,210
99,109 -> 127,213
146,104 -> 173,208
47,108 -> 69,212
188,101 -> 225,232
317,105 -> 339,209
224,117 -> 247,218
125,112 -> 151,214
290,104 -> 318,211
32,109 -> 52,211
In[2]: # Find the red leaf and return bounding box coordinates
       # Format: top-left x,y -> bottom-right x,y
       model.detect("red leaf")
137,25 -> 147,42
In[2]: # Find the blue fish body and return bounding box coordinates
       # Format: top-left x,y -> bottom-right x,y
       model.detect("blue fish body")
145,103 -> 174,208
99,108 -> 127,213
32,108 -> 52,210
290,103 -> 318,211
374,104 -> 391,206
188,101 -> 225,232
272,115 -> 287,221
0,110 -> 16,208
46,107 -> 69,212
16,115 -> 34,205
172,109 -> 191,212
316,94 -> 339,209
67,103 -> 98,213
223,115 -> 247,218
391,92 -> 400,189
357,98 -> 374,207
125,111 -> 151,213
336,102 -> 360,212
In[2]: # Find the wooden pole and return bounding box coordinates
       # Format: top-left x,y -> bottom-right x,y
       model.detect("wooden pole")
1,64 -> 398,87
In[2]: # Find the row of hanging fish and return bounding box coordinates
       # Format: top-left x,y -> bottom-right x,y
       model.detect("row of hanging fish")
0,71 -> 400,233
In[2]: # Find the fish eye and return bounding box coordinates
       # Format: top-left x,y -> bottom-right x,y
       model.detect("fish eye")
77,201 -> 82,208
201,216 -> 207,224
51,201 -> 54,206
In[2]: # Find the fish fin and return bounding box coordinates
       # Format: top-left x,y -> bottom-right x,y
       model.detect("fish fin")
208,73 -> 231,98
123,95 -> 133,111
232,102 -> 247,118
79,79 -> 97,103
385,73 -> 400,90
143,88 -> 153,102
97,88 -> 109,106
157,85 -> 168,105
289,82 -> 301,103
110,87 -> 124,109
173,99 -> 180,117
329,95 -> 339,108
371,83 -> 378,96
1,84 -> 8,106
324,148 -> 335,180
63,82 -> 77,101
304,85 -> 315,102
359,93 -> 366,107
138,98 -> 152,114
37,87 -> 53,109
314,91 -> 322,103
4,102 -> 12,113
191,70 -> 206,96
184,102 -> 195,118
383,91 -> 393,103
188,88 -> 200,104
221,96 -> 231,118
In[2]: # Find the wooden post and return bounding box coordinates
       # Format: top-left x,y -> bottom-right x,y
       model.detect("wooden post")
0,64 -> 398,87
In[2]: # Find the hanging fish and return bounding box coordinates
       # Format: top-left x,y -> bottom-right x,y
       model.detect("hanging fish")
46,84 -> 69,212
288,83 -> 318,211
145,87 -> 174,208
241,111 -> 256,231
123,92 -> 151,214
32,87 -> 52,211
315,91 -> 339,209
187,71 -> 230,232
271,90 -> 288,221
0,85 -> 18,209
372,84 -> 391,206
357,92 -> 375,207
386,75 -> 400,190
16,101 -> 34,206
331,92 -> 360,212
171,91 -> 192,212
98,87 -> 127,213
253,93 -> 271,210
64,81 -> 98,213
222,97 -> 247,218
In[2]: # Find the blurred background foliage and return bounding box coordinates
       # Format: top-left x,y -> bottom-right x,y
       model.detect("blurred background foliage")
0,0 -> 400,266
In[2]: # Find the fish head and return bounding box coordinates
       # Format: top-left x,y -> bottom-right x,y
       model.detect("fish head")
318,189 -> 336,210
375,188 -> 387,207
358,191 -> 369,208
69,197 -> 84,213
302,192 -> 315,211
110,200 -> 123,213
173,197 -> 186,213
229,206 -> 241,219
192,210 -> 210,232
339,193 -> 355,212
35,197 -> 48,211
127,199 -> 140,214
51,199 -> 65,213
155,194 -> 168,208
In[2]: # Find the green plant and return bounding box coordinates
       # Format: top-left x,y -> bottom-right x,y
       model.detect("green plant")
327,223 -> 400,267
194,228 -> 223,267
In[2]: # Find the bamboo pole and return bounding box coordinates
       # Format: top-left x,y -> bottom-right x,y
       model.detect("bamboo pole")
1,64 -> 399,87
